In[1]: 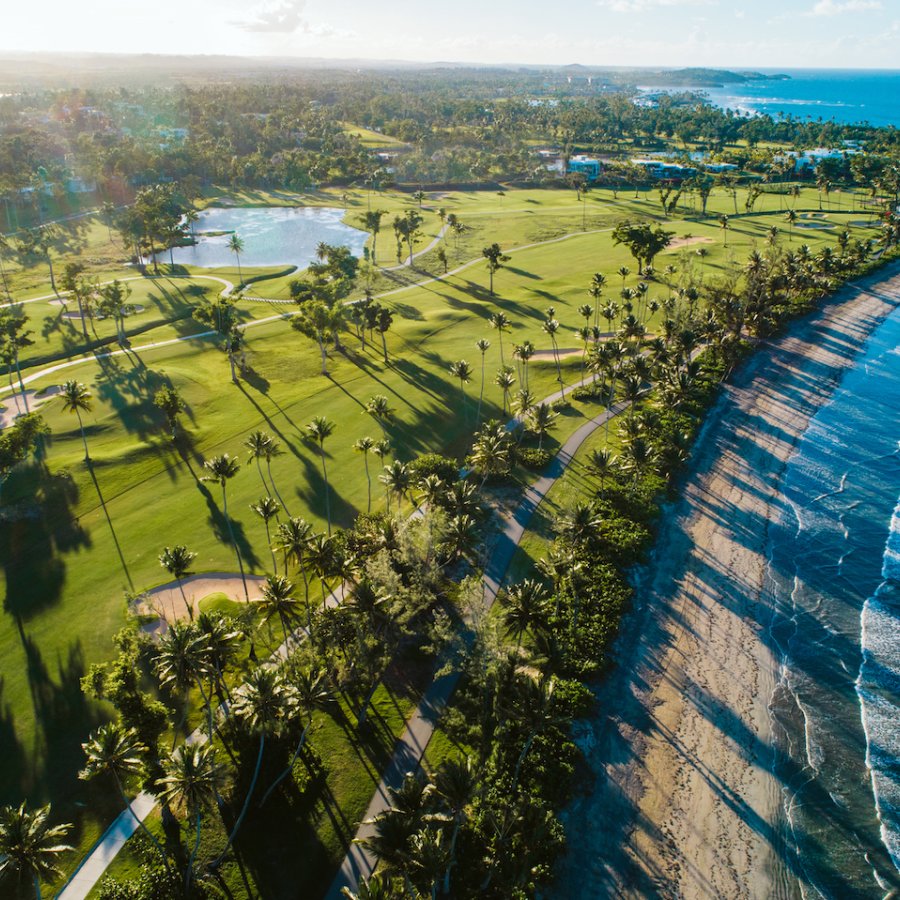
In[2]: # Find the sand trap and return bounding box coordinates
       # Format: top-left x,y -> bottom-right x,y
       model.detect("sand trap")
135,572 -> 267,634
0,385 -> 61,430
669,235 -> 714,250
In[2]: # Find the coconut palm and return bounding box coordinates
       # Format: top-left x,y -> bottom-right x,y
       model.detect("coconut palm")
494,367 -> 516,416
433,755 -> 477,894
195,610 -> 241,708
0,803 -> 72,899
262,435 -> 289,513
244,430 -> 274,494
216,667 -> 292,863
448,360 -> 472,417
155,621 -> 214,741
718,214 -> 729,246
586,448 -> 616,496
306,531 -> 337,610
60,379 -> 92,461
500,579 -> 550,650
80,723 -> 173,876
273,516 -> 313,612
251,496 -> 281,572
340,873 -> 399,900
526,402 -> 557,450
306,416 -> 336,534
475,338 -> 491,422
201,453 -> 248,600
259,665 -> 332,807
554,500 -> 602,546
380,460 -> 412,515
156,743 -> 222,893
353,436 -> 376,512
364,395 -> 393,438
254,574 -> 302,646
542,318 -> 565,398
784,208 -> 798,242
159,544 -> 197,619
488,311 -> 511,365
228,233 -> 244,285
408,828 -> 451,900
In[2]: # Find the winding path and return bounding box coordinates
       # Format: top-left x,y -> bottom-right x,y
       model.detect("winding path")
325,394 -> 631,899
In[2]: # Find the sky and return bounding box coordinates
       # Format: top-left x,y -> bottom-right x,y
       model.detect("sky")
2,0 -> 899,69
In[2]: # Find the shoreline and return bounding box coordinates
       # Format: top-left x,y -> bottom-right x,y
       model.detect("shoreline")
553,260 -> 900,898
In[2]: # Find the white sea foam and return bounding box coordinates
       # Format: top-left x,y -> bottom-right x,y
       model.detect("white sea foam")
857,501 -> 900,874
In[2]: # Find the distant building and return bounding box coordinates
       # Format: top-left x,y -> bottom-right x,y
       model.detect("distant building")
568,154 -> 601,181
703,162 -> 738,174
774,147 -> 860,173
631,159 -> 697,181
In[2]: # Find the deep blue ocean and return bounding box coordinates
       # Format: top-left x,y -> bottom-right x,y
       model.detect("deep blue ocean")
765,293 -> 900,896
702,69 -> 900,128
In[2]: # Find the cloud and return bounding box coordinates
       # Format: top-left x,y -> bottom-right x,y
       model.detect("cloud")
810,0 -> 881,14
597,0 -> 711,11
235,0 -> 309,32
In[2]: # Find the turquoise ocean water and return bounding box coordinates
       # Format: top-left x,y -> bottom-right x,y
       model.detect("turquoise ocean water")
701,69 -> 900,128
765,297 -> 900,896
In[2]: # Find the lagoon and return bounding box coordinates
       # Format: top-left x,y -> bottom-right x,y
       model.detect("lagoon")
171,206 -> 368,269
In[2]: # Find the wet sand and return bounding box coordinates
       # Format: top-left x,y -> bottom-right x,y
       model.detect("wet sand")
553,262 -> 900,898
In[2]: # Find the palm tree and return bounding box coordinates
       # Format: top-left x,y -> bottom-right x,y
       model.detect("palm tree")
448,360 -> 472,418
784,208 -> 798,242
364,394 -> 393,438
155,621 -> 214,741
228,233 -> 244,285
156,743 -> 222,894
554,500 -> 602,546
340,873 -> 399,900
306,531 -> 337,611
216,667 -> 291,863
494,367 -> 516,416
244,430 -> 273,494
500,579 -> 550,650
433,756 -> 476,894
259,665 -> 331,807
618,265 -> 630,290
586,448 -> 616,496
408,828 -> 451,900
719,214 -> 729,246
60,379 -> 92,461
0,803 -> 72,899
80,723 -> 173,877
250,496 -> 281,572
159,544 -> 197,619
353,436 -> 376,512
489,311 -> 511,365
542,318 -> 565,398
379,460 -> 412,515
263,436 -> 289,513
475,338 -> 490,422
306,416 -> 336,534
526,402 -> 557,450
274,517 -> 313,613
254,574 -> 302,646
201,453 -> 248,600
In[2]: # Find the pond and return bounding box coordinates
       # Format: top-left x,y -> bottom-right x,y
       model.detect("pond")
167,206 -> 368,269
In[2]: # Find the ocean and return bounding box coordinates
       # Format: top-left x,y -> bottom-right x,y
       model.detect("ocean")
640,69 -> 900,128
702,69 -> 900,129
765,296 -> 900,896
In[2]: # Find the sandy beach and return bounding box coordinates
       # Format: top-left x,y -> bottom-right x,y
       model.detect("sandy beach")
553,261 -> 900,899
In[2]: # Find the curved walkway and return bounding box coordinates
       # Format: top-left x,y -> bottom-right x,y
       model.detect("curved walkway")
325,394 -> 630,899
54,371 -> 621,899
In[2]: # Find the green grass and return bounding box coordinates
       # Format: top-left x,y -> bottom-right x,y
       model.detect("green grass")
0,182 -> 878,889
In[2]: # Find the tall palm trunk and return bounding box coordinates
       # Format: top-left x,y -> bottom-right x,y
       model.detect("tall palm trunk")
319,446 -> 331,534
114,773 -> 174,877
267,458 -> 289,515
75,409 -> 90,461
222,485 -> 249,601
215,735 -> 265,865
363,454 -> 371,512
258,720 -> 311,808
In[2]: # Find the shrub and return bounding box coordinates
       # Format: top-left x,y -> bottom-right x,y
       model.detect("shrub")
516,447 -> 552,470
409,452 -> 460,486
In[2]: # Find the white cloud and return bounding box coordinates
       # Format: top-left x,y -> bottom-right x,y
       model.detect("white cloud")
810,0 -> 881,15
598,0 -> 711,11
235,0 -> 309,32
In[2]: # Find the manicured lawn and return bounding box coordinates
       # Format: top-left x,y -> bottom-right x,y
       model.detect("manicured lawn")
0,183 -> 876,888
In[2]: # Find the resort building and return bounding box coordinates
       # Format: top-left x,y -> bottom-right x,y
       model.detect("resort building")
568,154 -> 602,180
